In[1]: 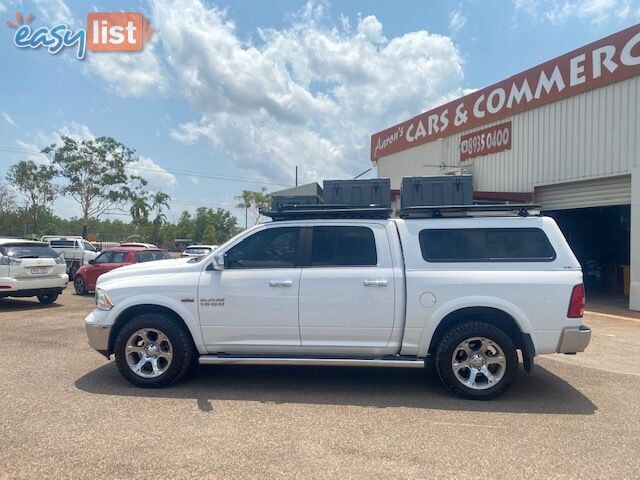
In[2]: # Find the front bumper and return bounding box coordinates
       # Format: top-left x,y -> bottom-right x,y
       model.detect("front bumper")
557,325 -> 591,353
85,309 -> 113,357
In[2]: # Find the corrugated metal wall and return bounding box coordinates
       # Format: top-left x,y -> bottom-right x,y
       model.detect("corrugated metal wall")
382,75 -> 640,195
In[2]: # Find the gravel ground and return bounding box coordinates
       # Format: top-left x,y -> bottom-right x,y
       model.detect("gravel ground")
1,291 -> 639,479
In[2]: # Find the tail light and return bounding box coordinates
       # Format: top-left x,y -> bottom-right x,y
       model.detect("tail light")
567,284 -> 585,318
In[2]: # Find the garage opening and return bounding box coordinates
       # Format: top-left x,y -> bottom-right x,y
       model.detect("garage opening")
545,205 -> 631,300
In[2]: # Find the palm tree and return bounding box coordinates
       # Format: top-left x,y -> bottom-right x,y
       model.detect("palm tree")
130,194 -> 151,237
130,195 -> 151,224
151,191 -> 171,245
235,187 -> 271,229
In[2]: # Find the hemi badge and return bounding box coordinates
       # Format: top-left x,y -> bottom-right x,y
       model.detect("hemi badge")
181,298 -> 195,303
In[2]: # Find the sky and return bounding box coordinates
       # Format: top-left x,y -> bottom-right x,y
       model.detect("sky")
1,0 -> 639,223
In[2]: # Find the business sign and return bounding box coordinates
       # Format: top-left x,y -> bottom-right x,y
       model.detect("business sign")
371,23 -> 640,160
6,11 -> 152,59
459,122 -> 511,161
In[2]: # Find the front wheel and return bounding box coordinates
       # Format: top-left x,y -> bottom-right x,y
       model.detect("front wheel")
114,313 -> 194,388
37,292 -> 59,304
435,321 -> 518,400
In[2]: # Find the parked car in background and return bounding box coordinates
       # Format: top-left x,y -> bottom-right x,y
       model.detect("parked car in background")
0,238 -> 68,304
41,236 -> 98,278
74,246 -> 172,295
181,244 -> 219,258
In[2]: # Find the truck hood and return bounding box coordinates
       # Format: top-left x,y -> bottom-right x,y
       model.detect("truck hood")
97,257 -> 193,287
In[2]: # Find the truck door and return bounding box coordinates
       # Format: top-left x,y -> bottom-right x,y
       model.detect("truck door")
198,226 -> 303,353
298,224 -> 396,354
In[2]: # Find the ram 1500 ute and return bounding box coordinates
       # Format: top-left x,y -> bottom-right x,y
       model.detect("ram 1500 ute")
85,206 -> 591,399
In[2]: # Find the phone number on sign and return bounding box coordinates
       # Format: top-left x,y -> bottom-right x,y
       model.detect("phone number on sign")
459,122 -> 511,161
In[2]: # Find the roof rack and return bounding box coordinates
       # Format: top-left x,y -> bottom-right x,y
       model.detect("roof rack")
397,204 -> 542,218
261,204 -> 392,221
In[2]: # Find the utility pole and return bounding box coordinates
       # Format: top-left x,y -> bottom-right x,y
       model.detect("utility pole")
295,166 -> 298,187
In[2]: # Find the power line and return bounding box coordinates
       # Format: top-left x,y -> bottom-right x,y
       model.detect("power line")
0,144 -> 294,188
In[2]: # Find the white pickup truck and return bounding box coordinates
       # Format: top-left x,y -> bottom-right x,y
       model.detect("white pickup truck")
42,236 -> 98,278
85,206 -> 591,399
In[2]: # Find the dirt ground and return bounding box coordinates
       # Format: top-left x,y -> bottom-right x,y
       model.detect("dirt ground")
1,290 -> 639,479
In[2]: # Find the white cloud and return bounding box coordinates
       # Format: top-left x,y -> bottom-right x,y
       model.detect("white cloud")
513,0 -> 640,25
2,112 -> 17,127
127,156 -> 178,192
449,8 -> 468,32
137,0 -> 465,184
31,0 -> 77,26
16,123 -> 177,193
87,43 -> 168,97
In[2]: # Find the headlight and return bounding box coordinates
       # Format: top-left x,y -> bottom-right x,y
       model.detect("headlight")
95,288 -> 114,311
54,255 -> 65,264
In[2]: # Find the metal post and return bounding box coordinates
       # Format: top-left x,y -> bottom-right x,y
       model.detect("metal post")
295,166 -> 298,187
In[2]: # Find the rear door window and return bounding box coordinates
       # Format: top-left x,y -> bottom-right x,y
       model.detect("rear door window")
310,226 -> 377,266
419,228 -> 556,262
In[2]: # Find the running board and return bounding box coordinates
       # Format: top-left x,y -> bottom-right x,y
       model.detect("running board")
198,356 -> 425,368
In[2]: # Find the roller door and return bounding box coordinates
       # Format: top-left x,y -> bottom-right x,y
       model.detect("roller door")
535,175 -> 631,211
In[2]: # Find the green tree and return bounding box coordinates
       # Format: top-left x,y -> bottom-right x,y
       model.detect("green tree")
150,191 -> 171,245
129,192 -> 151,236
44,136 -> 146,237
0,181 -> 19,236
235,187 -> 271,228
175,210 -> 194,240
6,160 -> 58,235
203,224 -> 217,244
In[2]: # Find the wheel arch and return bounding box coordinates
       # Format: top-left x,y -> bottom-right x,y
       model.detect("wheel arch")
421,302 -> 536,372
108,304 -> 197,356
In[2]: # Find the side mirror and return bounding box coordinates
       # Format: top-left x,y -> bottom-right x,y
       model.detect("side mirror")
212,253 -> 226,271
88,259 -> 96,265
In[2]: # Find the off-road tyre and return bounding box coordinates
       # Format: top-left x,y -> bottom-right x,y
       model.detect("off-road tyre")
435,321 -> 518,400
114,313 -> 194,388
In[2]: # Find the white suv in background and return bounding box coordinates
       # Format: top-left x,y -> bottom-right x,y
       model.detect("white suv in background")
0,239 -> 69,304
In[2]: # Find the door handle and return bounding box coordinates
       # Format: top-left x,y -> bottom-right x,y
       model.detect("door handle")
269,280 -> 293,287
363,279 -> 388,287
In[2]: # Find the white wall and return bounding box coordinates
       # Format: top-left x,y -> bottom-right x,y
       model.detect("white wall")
630,167 -> 640,311
376,76 -> 640,193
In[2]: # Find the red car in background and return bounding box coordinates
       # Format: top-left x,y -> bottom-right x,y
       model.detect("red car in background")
74,246 -> 172,294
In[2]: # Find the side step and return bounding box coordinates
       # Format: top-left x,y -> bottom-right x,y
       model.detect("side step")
198,356 -> 425,368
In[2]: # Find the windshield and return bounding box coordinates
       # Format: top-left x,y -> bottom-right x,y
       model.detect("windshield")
0,244 -> 60,258
136,251 -> 172,263
185,247 -> 211,255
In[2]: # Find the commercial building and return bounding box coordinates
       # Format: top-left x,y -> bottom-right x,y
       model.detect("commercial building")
371,24 -> 640,309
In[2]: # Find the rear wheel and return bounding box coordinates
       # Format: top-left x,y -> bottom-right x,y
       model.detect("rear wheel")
74,276 -> 87,295
69,262 -> 79,279
114,313 -> 194,388
37,292 -> 59,304
435,321 -> 518,400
